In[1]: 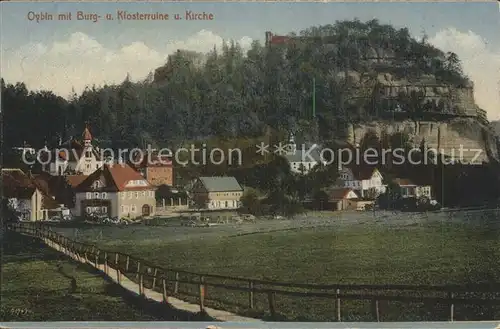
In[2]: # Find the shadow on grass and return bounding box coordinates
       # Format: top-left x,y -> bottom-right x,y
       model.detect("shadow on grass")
3,231 -> 216,321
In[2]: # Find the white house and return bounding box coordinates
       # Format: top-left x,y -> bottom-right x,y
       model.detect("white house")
335,166 -> 386,198
2,168 -> 58,221
72,164 -> 157,219
189,176 -> 243,210
41,126 -> 103,176
392,178 -> 432,199
284,133 -> 327,175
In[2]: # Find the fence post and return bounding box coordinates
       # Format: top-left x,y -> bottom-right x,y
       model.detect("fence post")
104,252 -> 108,275
139,274 -> 144,296
267,291 -> 276,319
174,272 -> 179,294
136,262 -> 141,280
249,280 -> 254,309
372,299 -> 380,322
199,276 -> 205,313
152,268 -> 158,290
125,255 -> 130,272
336,288 -> 341,322
162,278 -> 168,302
95,250 -> 100,267
449,292 -> 454,322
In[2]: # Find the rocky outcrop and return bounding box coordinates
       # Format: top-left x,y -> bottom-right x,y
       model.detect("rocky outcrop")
347,118 -> 498,163
336,71 -> 478,116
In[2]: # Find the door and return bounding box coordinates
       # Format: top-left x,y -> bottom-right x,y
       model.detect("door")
142,204 -> 151,216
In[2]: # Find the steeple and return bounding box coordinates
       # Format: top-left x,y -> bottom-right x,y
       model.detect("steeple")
83,124 -> 92,147
288,131 -> 297,154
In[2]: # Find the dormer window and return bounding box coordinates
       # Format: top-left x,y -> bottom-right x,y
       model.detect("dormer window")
93,181 -> 102,189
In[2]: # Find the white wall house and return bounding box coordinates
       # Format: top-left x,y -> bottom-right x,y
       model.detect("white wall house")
336,167 -> 386,198
44,126 -> 103,176
72,164 -> 156,219
392,178 -> 432,199
2,168 -> 57,221
284,134 -> 327,175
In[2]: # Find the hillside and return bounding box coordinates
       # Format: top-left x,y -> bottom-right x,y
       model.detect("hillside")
1,19 -> 495,162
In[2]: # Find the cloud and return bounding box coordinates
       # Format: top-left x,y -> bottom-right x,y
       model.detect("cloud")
1,30 -> 253,98
428,27 -> 500,120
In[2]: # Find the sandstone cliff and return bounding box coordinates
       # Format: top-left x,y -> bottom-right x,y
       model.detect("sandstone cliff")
347,118 -> 498,163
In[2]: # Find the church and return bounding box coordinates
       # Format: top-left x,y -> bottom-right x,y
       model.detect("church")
41,126 -> 104,176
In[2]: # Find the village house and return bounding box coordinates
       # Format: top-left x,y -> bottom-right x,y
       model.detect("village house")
392,178 -> 432,199
41,126 -> 103,176
189,176 -> 243,210
326,187 -> 375,211
72,163 -> 156,219
130,151 -> 174,187
284,133 -> 326,175
2,168 -> 58,220
335,166 -> 386,198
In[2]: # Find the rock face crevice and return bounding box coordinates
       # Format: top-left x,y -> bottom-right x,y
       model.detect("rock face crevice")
347,119 -> 498,163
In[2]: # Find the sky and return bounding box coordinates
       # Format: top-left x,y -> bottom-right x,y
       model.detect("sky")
1,2 -> 499,119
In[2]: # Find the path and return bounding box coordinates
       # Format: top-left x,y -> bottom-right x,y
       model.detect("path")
37,235 -> 260,322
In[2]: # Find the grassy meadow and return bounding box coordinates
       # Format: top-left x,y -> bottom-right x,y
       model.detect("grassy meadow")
50,218 -> 500,321
2,231 -> 168,321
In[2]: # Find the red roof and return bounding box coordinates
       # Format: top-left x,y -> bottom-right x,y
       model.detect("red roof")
66,175 -> 88,188
3,169 -> 59,209
328,188 -> 357,200
392,178 -> 416,186
75,163 -> 155,192
83,126 -> 92,140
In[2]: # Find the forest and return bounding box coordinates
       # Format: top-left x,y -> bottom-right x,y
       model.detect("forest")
2,19 -> 470,154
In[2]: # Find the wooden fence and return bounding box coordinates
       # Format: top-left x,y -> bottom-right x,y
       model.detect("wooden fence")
8,222 -> 500,321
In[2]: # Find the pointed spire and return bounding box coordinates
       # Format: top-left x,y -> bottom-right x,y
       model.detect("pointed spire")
83,124 -> 92,141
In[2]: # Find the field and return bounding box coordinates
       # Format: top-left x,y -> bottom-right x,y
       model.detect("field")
50,210 -> 500,321
2,231 -> 188,321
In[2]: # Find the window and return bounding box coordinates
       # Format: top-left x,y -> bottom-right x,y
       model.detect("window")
131,205 -> 137,213
141,191 -> 146,197
86,207 -> 91,213
96,164 -> 99,169
123,205 -> 129,213
86,151 -> 91,158
86,164 -> 90,169
135,192 -> 139,199
86,192 -> 92,199
101,206 -> 107,213
128,192 -> 132,199
121,192 -> 126,199
94,192 -> 99,199
150,191 -> 154,198
102,192 -> 107,199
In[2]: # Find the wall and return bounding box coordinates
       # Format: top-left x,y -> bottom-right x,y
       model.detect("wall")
146,166 -> 173,186
117,190 -> 156,219
74,192 -> 118,217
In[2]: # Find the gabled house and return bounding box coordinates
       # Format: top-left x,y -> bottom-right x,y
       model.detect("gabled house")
284,133 -> 326,175
326,187 -> 375,211
40,126 -> 103,176
190,176 -> 243,210
392,178 -> 432,199
72,163 -> 156,219
335,166 -> 386,198
2,168 -> 58,221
